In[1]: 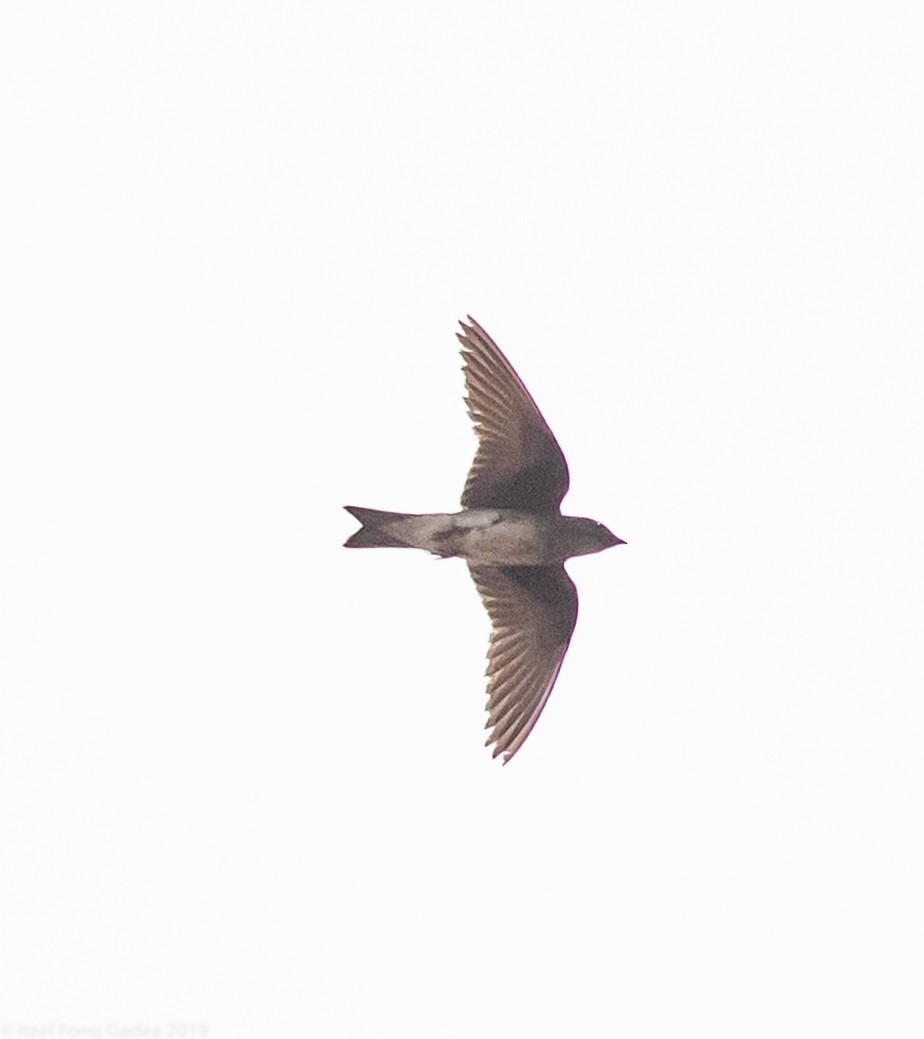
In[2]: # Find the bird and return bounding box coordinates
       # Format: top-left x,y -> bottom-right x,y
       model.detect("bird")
344,317 -> 625,763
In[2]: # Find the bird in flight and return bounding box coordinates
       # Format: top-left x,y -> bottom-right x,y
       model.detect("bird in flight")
344,317 -> 625,763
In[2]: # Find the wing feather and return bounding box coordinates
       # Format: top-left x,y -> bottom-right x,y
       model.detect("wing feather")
457,318 -> 570,511
468,564 -> 579,763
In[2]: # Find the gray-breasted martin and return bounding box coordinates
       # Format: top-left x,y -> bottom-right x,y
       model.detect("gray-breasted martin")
345,317 -> 625,763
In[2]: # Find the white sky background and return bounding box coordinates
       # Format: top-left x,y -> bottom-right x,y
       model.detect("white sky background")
1,2 -> 922,1036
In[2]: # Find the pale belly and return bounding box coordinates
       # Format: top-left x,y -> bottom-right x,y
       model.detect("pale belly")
398,509 -> 552,565
458,511 -> 547,564
386,507 -> 557,565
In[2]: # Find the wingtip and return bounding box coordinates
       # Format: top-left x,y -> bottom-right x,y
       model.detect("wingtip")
458,315 -> 485,337
486,734 -> 517,765
456,316 -> 479,342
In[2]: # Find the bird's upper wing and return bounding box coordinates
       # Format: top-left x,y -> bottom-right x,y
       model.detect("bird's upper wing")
456,317 -> 569,511
468,563 -> 578,763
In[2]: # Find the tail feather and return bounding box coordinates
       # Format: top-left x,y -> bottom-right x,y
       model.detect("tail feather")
343,506 -> 417,549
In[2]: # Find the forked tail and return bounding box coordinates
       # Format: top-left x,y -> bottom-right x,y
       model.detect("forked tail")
343,506 -> 417,549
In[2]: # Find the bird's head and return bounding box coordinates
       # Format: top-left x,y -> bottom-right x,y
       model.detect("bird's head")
561,516 -> 626,558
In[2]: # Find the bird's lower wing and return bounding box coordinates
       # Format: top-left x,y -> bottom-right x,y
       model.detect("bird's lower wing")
468,564 -> 579,763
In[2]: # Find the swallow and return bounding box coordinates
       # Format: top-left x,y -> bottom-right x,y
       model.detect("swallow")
344,317 -> 625,763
